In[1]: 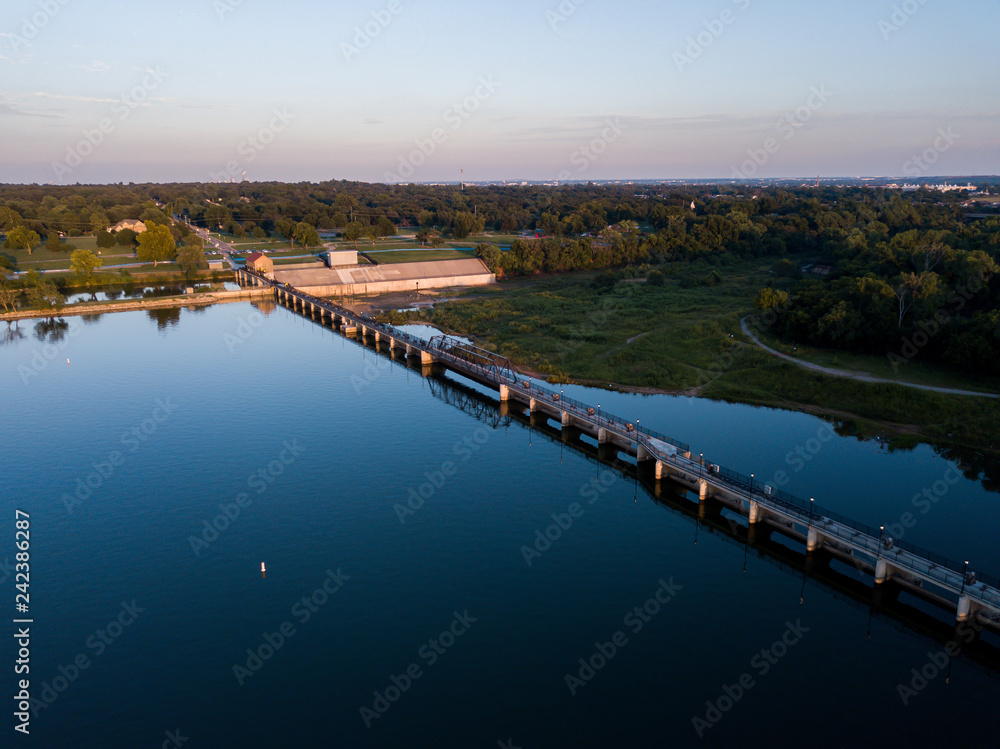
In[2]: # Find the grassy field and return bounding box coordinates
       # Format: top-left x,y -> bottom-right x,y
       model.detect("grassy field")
366,248 -> 477,264
385,259 -> 1000,456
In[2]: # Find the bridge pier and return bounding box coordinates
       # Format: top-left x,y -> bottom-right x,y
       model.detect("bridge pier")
597,427 -> 610,444
748,500 -> 765,524
807,526 -> 822,552
875,558 -> 891,584
698,478 -> 710,501
499,384 -> 510,402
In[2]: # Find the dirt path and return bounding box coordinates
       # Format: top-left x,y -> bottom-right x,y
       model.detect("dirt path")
740,317 -> 998,399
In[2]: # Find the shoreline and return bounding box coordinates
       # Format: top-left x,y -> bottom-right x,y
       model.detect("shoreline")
0,287 -> 271,322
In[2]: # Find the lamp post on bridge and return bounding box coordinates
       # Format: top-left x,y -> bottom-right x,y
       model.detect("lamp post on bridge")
960,560 -> 970,597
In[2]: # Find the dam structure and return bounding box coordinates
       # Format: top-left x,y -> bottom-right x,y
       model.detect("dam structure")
237,266 -> 1000,632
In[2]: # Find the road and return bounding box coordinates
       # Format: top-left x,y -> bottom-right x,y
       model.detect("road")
740,316 -> 998,399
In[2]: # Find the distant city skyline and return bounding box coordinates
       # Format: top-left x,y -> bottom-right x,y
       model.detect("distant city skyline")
1,0 -> 998,185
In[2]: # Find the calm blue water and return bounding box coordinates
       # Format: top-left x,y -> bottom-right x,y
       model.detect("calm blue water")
2,302 -> 999,748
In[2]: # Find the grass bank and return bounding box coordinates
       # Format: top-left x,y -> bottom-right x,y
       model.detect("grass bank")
380,259 -> 1000,458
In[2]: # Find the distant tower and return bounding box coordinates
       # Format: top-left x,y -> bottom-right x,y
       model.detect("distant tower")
460,169 -> 464,190
816,175 -> 820,187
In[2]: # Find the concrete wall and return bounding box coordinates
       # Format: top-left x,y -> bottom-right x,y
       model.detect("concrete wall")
293,272 -> 495,297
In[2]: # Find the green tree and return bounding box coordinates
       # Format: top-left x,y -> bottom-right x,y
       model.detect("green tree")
176,239 -> 207,279
46,233 -> 63,252
292,222 -> 321,248
452,212 -> 484,240
136,224 -> 176,267
377,216 -> 396,238
0,207 -> 22,231
116,228 -> 138,247
6,225 -> 41,255
96,230 -> 117,249
26,280 -> 64,311
70,249 -> 103,280
475,242 -> 503,274
0,280 -> 18,312
754,287 -> 789,311
343,221 -> 364,248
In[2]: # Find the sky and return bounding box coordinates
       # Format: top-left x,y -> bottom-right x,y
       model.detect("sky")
1,0 -> 998,184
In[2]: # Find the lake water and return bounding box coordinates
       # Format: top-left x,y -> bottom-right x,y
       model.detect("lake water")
2,302 -> 999,747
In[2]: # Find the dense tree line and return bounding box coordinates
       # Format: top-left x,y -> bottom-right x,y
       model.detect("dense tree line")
2,181 -> 998,374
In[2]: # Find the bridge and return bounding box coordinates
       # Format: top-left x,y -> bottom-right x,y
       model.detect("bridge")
237,266 -> 1000,632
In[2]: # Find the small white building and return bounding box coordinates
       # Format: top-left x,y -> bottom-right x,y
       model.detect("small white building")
324,249 -> 358,267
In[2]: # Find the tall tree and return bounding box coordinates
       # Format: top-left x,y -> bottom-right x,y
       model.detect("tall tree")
136,224 -> 176,267
6,226 -> 40,256
292,222 -> 321,248
176,240 -> 207,279
70,249 -> 103,279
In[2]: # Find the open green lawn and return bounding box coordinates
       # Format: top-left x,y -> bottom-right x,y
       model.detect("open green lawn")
366,248 -> 477,264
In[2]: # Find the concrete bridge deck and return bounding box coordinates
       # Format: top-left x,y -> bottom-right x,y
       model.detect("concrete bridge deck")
237,267 -> 1000,630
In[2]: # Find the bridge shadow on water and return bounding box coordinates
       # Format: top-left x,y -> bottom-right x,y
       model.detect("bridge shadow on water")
290,295 -> 1000,676
424,366 -> 1000,677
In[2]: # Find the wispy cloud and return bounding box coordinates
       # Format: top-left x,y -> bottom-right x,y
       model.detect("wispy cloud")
0,100 -> 63,118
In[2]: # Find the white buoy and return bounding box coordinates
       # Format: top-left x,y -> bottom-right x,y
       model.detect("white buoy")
67,358 -> 70,365
261,562 -> 266,574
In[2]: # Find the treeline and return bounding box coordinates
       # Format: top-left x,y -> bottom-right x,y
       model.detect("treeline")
759,243 -> 1000,376
2,180 -> 995,251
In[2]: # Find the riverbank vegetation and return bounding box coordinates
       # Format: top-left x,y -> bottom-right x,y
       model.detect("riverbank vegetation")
379,260 -> 1000,482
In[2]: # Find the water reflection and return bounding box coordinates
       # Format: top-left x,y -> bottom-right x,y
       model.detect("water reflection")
147,307 -> 181,330
424,371 -> 1000,672
1,320 -> 25,346
33,317 -> 69,343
